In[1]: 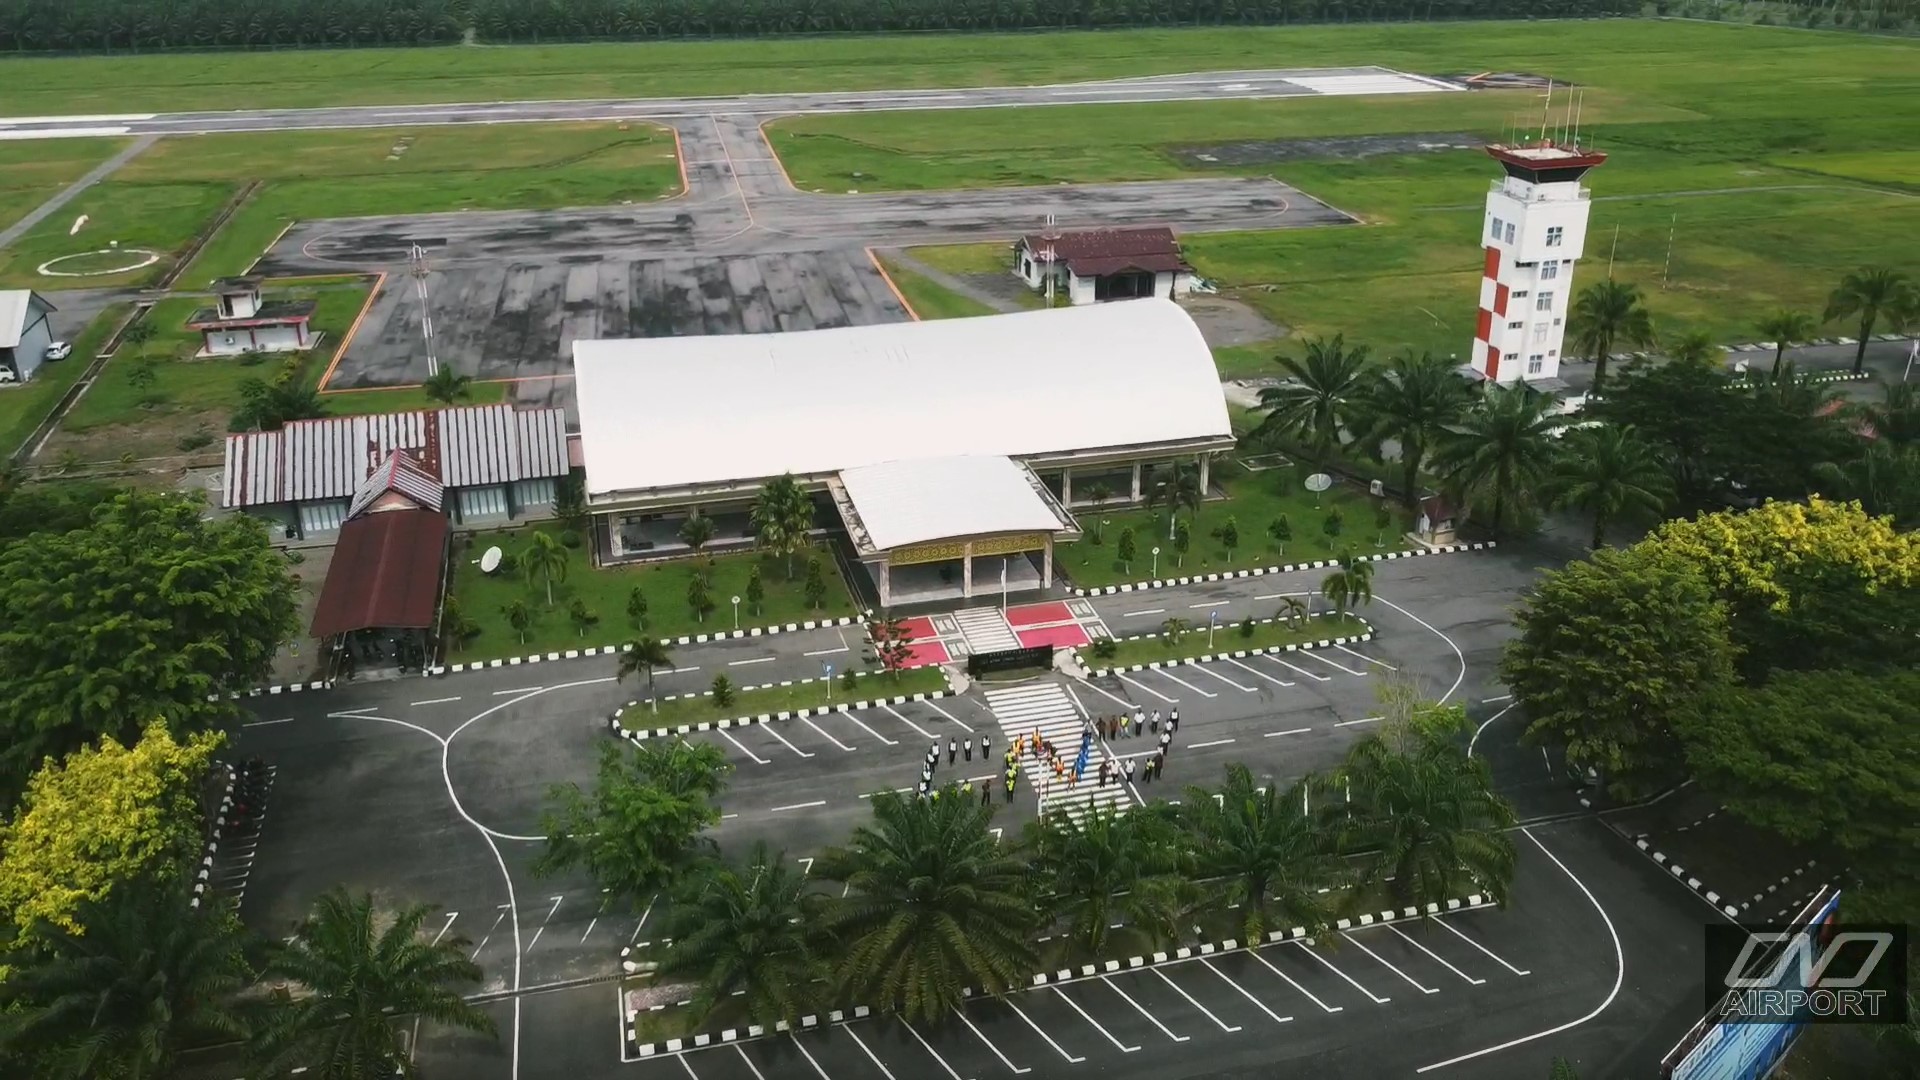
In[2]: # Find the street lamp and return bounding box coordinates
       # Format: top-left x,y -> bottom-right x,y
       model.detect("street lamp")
1151,546 -> 1161,577
1000,558 -> 1010,611
731,595 -> 741,631
1207,610 -> 1219,650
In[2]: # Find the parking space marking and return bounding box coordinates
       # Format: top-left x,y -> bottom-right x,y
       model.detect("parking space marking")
1263,656 -> 1330,682
1079,680 -> 1135,710
797,717 -> 849,753
1151,968 -> 1241,1032
1189,665 -> 1257,693
631,893 -> 657,944
411,696 -> 462,706
719,728 -> 771,764
843,1025 -> 898,1078
243,717 -> 294,727
1004,999 -> 1086,1063
842,712 -> 900,746
1342,932 -> 1437,994
1300,651 -> 1368,677
1336,644 -> 1396,670
1116,673 -> 1177,703
733,1045 -> 768,1080
1149,669 -> 1217,698
1247,948 -> 1341,1013
1388,925 -> 1485,985
955,1007 -> 1032,1073
431,911 -> 458,946
1226,657 -> 1293,687
1334,716 -> 1383,728
526,895 -> 564,951
1292,941 -> 1389,1003
1429,916 -> 1530,976
1201,958 -> 1293,1024
1188,600 -> 1231,609
1121,608 -> 1166,617
790,1034 -> 833,1080
1264,727 -> 1313,738
770,800 -> 826,813
900,1018 -> 967,1080
923,700 -> 974,733
804,646 -> 850,657
678,1053 -> 701,1079
471,906 -> 508,961
1055,987 -> 1139,1052
1100,976 -> 1189,1042
1187,738 -> 1235,750
1255,591 -> 1307,601
879,703 -> 937,739
728,656 -> 776,667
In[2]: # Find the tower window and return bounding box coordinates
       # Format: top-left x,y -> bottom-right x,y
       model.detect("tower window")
1507,321 -> 1524,330
1540,263 -> 1559,280
1535,290 -> 1555,311
1490,217 -> 1503,240
1504,223 -> 1516,243
1527,354 -> 1545,375
1546,226 -> 1564,247
1533,323 -> 1550,342
1512,290 -> 1529,299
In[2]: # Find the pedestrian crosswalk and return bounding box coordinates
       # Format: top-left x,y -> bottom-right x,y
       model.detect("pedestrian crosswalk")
982,682 -> 1130,823
954,606 -> 1021,654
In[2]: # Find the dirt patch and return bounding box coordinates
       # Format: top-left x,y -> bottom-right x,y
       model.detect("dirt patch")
1179,296 -> 1287,348
1168,132 -> 1484,168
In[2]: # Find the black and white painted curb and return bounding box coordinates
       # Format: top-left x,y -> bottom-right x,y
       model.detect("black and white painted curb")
1631,836 -> 1819,920
610,679 -> 955,742
191,763 -> 238,911
1080,618 -> 1375,678
1727,333 -> 1905,354
1741,858 -> 1823,920
626,894 -> 1493,1057
208,679 -> 330,702
1070,542 -> 1497,597
435,611 -> 872,675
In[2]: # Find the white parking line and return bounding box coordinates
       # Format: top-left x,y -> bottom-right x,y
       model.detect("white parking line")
902,1017 -> 967,1080
1150,669 -> 1218,699
1255,591 -> 1306,601
880,702 -> 937,739
955,1006 -> 1032,1073
1116,673 -> 1178,703
1188,600 -> 1231,609
1187,738 -> 1235,750
1337,644 -> 1396,670
1152,967 -> 1241,1032
410,696 -> 462,706
1389,925 -> 1485,984
1248,947 -> 1341,1013
1292,941 -> 1390,1003
665,666 -> 700,674
843,1025 -> 897,1078
765,723 -> 820,758
1054,987 -> 1139,1052
1080,679 -> 1135,708
789,1033 -> 833,1080
1265,727 -> 1313,738
1202,958 -> 1293,1024
1121,608 -> 1166,617
1342,933 -> 1437,994
1429,916 -> 1531,975
1300,651 -> 1368,677
923,700 -> 974,733
718,728 -> 770,765
431,911 -> 458,946
1265,656 -> 1330,682
678,1053 -> 700,1079
733,1044 -> 767,1080
243,717 -> 294,727
1101,976 -> 1189,1041
1334,716 -> 1383,728
727,656 -> 776,666
841,712 -> 900,746
1481,694 -> 1513,703
491,686 -> 543,695
769,800 -> 826,813
803,647 -> 849,656
1004,998 -> 1085,1063
1189,664 -> 1257,693
1227,657 -> 1293,687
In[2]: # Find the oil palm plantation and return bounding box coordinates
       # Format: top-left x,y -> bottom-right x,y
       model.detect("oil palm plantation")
1825,266 -> 1916,375
1319,553 -> 1375,618
1350,350 -> 1473,509
654,843 -> 828,1027
251,889 -> 494,1080
1176,764 -> 1341,942
1251,335 -> 1369,464
817,789 -> 1038,1021
1022,805 -> 1183,955
750,473 -> 816,579
1435,385 -> 1567,539
1334,736 -> 1518,906
0,885 -> 254,1080
521,529 -> 569,606
1755,309 -> 1818,377
1568,279 -> 1656,396
616,635 -> 674,713
421,365 -> 473,406
1540,424 -> 1674,549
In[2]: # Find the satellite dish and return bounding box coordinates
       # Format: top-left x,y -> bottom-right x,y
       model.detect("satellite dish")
1305,473 -> 1333,493
479,546 -> 502,573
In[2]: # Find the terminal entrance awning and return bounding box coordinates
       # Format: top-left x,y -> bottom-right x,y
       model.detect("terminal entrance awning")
830,455 -> 1078,559
310,508 -> 450,639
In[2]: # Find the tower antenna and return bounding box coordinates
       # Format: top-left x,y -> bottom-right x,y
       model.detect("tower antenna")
1539,79 -> 1554,143
1572,92 -> 1585,149
408,242 -> 439,379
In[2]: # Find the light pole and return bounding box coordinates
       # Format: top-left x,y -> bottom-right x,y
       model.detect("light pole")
1207,610 -> 1218,650
1001,558 -> 1010,610
824,662 -> 834,706
1151,546 -> 1161,577
731,595 -> 741,631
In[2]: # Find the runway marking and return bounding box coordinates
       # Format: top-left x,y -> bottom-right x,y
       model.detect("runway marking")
1152,967 -> 1241,1031
1342,932 -> 1437,994
1187,738 -> 1235,750
1189,664 -> 1257,692
727,656 -> 776,666
1337,644 -> 1396,669
803,646 -> 849,656
880,702 -> 937,739
1248,947 -> 1341,1013
956,1006 -> 1032,1073
718,727 -> 770,764
1292,941 -> 1389,1003
1300,651 -> 1368,677
770,800 -> 826,813
923,699 -> 974,733
411,696 -> 462,706
1005,998 -> 1085,1063
1417,829 -> 1617,1072
1121,608 -> 1166,617
1265,656 -> 1330,683
1102,976 -> 1189,1042
1265,726 -> 1313,738
1389,924 -> 1485,985
1227,657 -> 1293,687
1334,716 -> 1383,727
1466,702 -> 1519,759
492,686 -> 544,695
1188,600 -> 1231,609
1053,987 -> 1137,1052
1202,957 -> 1294,1024
243,717 -> 294,727
902,1018 -> 967,1080
1149,669 -> 1217,698
733,1045 -> 767,1080
1428,914 -> 1530,976
841,712 -> 899,746
793,718 -> 843,753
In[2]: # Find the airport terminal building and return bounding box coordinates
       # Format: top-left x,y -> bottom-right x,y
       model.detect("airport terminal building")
571,300 -> 1234,606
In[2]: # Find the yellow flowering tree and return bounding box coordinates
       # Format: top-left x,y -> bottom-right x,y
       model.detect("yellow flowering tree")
0,723 -> 222,937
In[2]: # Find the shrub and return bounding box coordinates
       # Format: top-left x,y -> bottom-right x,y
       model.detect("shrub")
711,674 -> 735,709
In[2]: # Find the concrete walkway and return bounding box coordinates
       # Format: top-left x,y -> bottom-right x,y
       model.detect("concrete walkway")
879,248 -> 1022,314
0,134 -> 159,249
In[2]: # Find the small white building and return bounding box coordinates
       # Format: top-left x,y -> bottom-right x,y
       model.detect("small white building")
1012,227 -> 1195,306
189,277 -> 316,357
0,289 -> 57,382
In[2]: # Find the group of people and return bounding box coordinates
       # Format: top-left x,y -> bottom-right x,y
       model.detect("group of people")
918,734 -> 1005,804
908,705 -> 1188,805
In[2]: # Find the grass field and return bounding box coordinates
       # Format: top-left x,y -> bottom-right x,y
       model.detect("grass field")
445,526 -> 859,663
0,181 -> 233,288
0,138 -> 127,236
874,256 -> 998,320
619,667 -> 949,730
1099,612 -> 1367,668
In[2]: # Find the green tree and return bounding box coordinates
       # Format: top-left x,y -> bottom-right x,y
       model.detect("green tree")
1501,547 -> 1738,794
1082,480 -> 1113,543
1252,335 -> 1369,463
751,474 -> 815,579
1540,424 -> 1674,549
0,884 -> 253,1079
1212,514 -> 1240,559
802,557 -> 827,610
1568,279 -> 1657,396
678,513 -> 715,561
421,364 -> 473,406
1143,464 -> 1203,541
232,373 -> 326,431
1161,616 -> 1191,642
521,530 -> 569,606
1335,735 -> 1518,905
251,889 -> 494,1080
0,723 -> 222,937
1435,384 -> 1567,539
1825,266 -> 1915,375
1117,527 -> 1136,573
1268,514 -> 1291,552
1665,329 -> 1723,368
625,585 -> 648,630
1023,806 -> 1182,955
567,598 -> 599,638
1275,596 -> 1308,629
1321,508 -> 1343,538
653,843 -> 827,1028
744,563 -> 765,616
1172,517 -> 1191,568
616,636 -> 674,713
120,320 -> 156,348
1320,556 -> 1374,617
536,740 -> 731,908
687,572 -> 714,623
502,599 -> 533,645
1176,764 -> 1337,942
1813,442 -> 1920,529
553,472 -> 588,533
817,790 -> 1038,1020
709,673 -> 735,710
1352,349 -> 1473,507
0,492 -> 295,799
1756,309 -> 1818,378
125,357 -> 158,393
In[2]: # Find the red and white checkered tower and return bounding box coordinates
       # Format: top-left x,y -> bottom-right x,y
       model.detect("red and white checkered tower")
1470,135 -> 1606,385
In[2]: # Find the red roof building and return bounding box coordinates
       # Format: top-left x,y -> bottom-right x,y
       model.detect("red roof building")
309,507 -> 450,640
1012,226 -> 1196,305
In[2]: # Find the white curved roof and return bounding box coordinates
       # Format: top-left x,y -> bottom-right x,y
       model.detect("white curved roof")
572,300 -> 1229,496
838,455 -> 1069,551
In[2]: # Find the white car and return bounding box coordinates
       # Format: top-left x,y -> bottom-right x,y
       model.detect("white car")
43,341 -> 72,362
0,368 -> 17,384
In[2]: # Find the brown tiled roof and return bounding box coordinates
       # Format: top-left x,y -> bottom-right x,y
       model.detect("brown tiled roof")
310,508 -> 448,638
1018,227 -> 1190,277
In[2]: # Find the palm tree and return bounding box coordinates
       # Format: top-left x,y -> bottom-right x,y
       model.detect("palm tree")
1022,806 -> 1182,955
1335,736 -> 1518,906
1143,464 -> 1202,541
677,513 -> 715,561
421,365 -> 473,406
1756,309 -> 1818,377
1275,596 -> 1308,630
1825,266 -> 1915,375
1175,764 -> 1339,942
251,889 -> 494,1080
1252,335 -> 1370,463
1864,381 -> 1920,447
1813,443 -> 1920,529
1568,279 -> 1656,396
1541,424 -> 1674,549
1665,330 -> 1723,368
616,635 -> 674,713
1351,349 -> 1473,508
817,790 -> 1038,1020
653,844 -> 827,1027
751,474 -> 816,580
1435,385 -> 1567,539
1082,480 -> 1113,542
521,530 -> 569,606
0,885 -> 253,1080
1319,555 -> 1374,618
